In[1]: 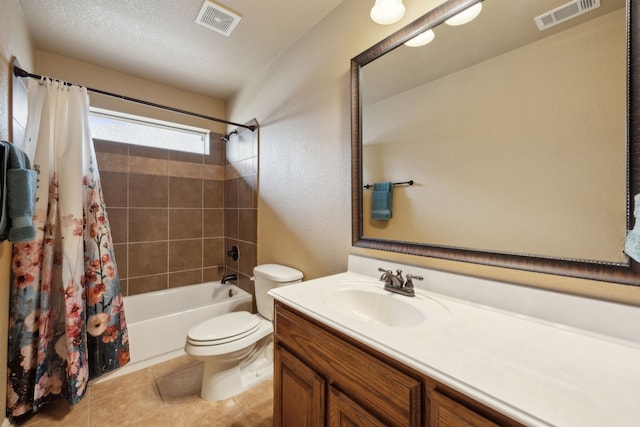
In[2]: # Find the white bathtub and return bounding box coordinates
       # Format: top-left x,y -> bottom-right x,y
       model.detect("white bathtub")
93,282 -> 252,382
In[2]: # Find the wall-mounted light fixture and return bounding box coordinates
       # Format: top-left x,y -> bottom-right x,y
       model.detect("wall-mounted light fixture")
370,0 -> 406,25
445,2 -> 482,26
404,29 -> 435,47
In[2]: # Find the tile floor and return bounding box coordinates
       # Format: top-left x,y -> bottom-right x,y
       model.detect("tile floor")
13,355 -> 273,427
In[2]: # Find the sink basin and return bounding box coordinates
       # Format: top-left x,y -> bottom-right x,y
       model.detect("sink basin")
324,288 -> 426,327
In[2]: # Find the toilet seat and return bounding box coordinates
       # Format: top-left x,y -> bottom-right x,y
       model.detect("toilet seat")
187,311 -> 261,346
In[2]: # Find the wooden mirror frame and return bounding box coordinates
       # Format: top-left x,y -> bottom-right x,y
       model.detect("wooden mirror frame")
351,0 -> 640,286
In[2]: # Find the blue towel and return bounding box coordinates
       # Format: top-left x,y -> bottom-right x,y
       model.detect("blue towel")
371,182 -> 393,220
0,141 -> 37,243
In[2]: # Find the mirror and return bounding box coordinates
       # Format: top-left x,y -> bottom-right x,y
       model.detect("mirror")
352,0 -> 640,285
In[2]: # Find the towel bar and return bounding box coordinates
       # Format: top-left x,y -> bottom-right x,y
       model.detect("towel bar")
364,180 -> 413,189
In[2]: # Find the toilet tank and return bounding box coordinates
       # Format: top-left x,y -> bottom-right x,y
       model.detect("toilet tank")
253,264 -> 303,320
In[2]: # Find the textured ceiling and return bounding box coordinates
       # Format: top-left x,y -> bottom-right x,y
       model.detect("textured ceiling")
17,0 -> 344,100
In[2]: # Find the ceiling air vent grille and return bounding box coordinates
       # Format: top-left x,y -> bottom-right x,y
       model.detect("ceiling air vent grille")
195,1 -> 241,37
534,0 -> 600,31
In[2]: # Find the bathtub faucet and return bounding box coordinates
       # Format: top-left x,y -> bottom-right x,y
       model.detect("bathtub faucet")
221,274 -> 238,284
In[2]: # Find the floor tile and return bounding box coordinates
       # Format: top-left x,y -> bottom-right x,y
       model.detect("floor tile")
90,381 -> 164,427
151,354 -> 201,381
8,355 -> 273,427
164,397 -> 241,427
156,363 -> 204,402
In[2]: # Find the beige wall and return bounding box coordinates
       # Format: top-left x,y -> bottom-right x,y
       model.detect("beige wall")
228,0 -> 439,279
1,0 -> 35,419
35,50 -> 227,135
228,0 -> 640,305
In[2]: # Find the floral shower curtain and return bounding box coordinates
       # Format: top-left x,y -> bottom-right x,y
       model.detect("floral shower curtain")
6,78 -> 129,418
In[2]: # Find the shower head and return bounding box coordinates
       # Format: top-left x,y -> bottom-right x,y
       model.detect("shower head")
221,130 -> 238,143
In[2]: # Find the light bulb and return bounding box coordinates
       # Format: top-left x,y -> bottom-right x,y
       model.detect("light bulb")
370,0 -> 406,25
445,2 -> 482,26
404,29 -> 435,47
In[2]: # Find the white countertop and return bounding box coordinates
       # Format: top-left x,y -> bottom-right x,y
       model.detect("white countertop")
269,271 -> 640,427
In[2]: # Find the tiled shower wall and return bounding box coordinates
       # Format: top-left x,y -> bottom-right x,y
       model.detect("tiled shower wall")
95,131 -> 258,297
223,130 -> 258,294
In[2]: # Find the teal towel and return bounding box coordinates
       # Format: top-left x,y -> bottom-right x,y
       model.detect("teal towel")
371,182 -> 393,220
7,169 -> 37,242
0,141 -> 37,243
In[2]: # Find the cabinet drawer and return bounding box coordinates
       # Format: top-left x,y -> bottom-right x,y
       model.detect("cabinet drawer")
432,390 -> 499,427
329,386 -> 387,427
275,303 -> 421,427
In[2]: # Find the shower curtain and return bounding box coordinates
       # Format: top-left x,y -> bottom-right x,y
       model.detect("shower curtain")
6,78 -> 129,418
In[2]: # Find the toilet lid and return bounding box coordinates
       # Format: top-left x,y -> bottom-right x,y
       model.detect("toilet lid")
187,312 -> 261,344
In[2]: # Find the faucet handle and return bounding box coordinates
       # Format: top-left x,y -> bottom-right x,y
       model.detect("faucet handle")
378,267 -> 392,281
404,274 -> 423,289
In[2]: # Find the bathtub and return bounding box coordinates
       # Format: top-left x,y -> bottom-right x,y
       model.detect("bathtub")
93,282 -> 252,382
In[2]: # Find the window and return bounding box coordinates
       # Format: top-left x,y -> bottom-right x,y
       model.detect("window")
89,107 -> 210,154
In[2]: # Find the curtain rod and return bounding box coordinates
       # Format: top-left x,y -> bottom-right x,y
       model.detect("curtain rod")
13,65 -> 257,132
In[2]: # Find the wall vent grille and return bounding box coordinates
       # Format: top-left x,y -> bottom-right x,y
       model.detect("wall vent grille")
534,0 -> 600,31
195,1 -> 241,37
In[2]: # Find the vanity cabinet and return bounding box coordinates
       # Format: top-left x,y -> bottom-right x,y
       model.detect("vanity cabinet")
273,302 -> 524,427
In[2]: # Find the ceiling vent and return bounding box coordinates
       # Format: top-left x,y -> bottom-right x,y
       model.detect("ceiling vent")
534,0 -> 600,31
195,1 -> 241,37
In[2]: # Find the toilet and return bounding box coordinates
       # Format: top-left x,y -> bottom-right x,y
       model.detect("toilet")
185,264 -> 303,401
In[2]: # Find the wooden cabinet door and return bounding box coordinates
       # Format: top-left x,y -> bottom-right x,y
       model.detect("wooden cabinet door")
274,344 -> 325,427
432,391 -> 500,427
275,303 -> 422,426
329,386 -> 387,427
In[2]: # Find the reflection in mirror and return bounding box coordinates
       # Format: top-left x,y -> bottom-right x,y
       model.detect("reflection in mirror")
352,0 -> 640,285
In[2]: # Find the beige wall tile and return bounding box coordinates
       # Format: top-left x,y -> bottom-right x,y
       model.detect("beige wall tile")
169,177 -> 202,208
107,208 -> 128,243
225,209 -> 239,240
168,160 -> 202,179
129,208 -> 168,242
204,180 -> 224,208
203,266 -> 224,282
225,164 -> 240,180
203,209 -> 224,237
96,152 -> 129,173
169,269 -> 203,288
129,174 -> 168,207
169,209 -> 203,239
202,164 -> 225,180
129,242 -> 168,276
100,172 -> 128,208
239,209 -> 257,243
169,239 -> 203,272
129,156 -> 168,176
203,238 -> 224,267
128,274 -> 168,295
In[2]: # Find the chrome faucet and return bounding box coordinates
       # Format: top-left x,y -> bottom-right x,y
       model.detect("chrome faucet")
221,273 -> 237,284
378,268 -> 422,297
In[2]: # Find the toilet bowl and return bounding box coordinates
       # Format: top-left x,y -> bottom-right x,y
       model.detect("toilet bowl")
185,264 -> 303,401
